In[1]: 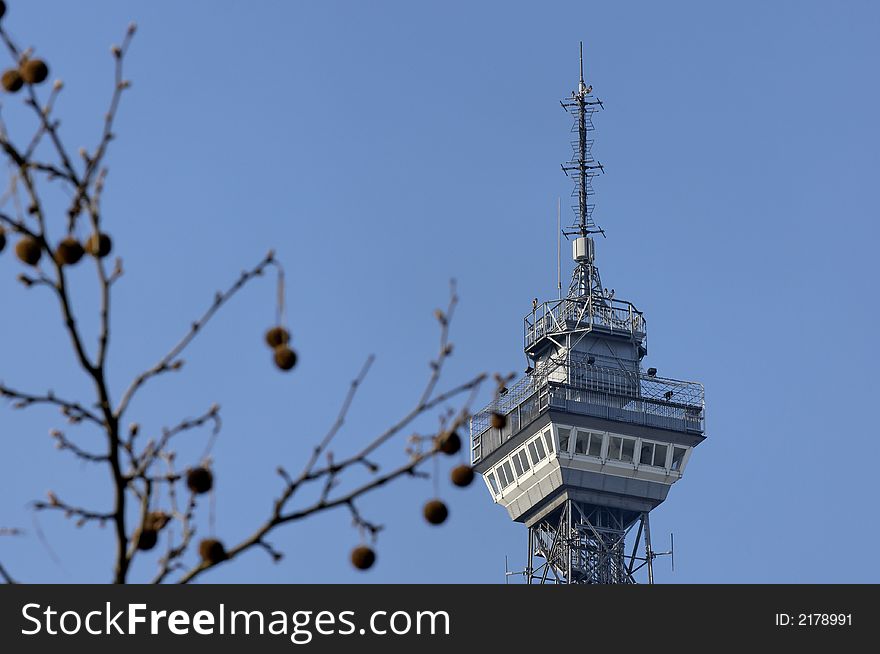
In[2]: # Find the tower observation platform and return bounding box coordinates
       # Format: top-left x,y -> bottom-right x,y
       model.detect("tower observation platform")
469,44 -> 706,584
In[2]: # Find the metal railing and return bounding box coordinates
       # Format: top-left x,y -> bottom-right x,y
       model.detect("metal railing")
470,362 -> 704,464
525,296 -> 646,349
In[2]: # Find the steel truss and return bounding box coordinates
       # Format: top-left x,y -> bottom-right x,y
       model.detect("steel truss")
526,501 -> 659,584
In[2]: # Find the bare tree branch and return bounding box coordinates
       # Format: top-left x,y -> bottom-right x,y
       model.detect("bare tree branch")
0,383 -> 103,426
115,252 -> 278,418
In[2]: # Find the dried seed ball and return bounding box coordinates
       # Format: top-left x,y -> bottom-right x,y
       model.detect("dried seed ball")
186,466 -> 213,494
450,464 -> 475,488
135,528 -> 158,551
264,325 -> 290,348
55,236 -> 84,266
21,59 -> 49,85
1,68 -> 22,93
198,538 -> 227,565
273,345 -> 297,371
85,232 -> 112,258
351,545 -> 376,571
145,511 -> 170,531
423,499 -> 449,525
437,430 -> 461,456
490,411 -> 507,430
15,237 -> 41,266
0,227 -> 6,254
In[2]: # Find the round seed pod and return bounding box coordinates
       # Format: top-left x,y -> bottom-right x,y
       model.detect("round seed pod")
450,464 -> 474,488
490,412 -> 507,430
85,232 -> 112,258
198,538 -> 227,565
135,528 -> 158,551
186,467 -> 213,495
1,68 -> 22,93
436,430 -> 461,456
0,227 -> 6,254
55,236 -> 84,266
15,237 -> 41,266
145,511 -> 170,532
350,545 -> 376,571
273,345 -> 297,371
21,59 -> 49,85
423,499 -> 449,525
264,325 -> 290,348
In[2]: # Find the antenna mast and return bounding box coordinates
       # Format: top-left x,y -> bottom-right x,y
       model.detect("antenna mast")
561,42 -> 606,300
562,41 -> 604,239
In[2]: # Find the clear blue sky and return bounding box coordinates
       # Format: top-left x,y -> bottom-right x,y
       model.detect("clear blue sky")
1,0 -> 878,583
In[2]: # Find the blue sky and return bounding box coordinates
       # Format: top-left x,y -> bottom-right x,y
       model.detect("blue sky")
1,0 -> 878,583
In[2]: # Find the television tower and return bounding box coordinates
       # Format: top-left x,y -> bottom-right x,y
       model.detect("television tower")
470,43 -> 706,584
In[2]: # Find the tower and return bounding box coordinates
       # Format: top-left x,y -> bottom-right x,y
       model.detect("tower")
470,44 -> 706,584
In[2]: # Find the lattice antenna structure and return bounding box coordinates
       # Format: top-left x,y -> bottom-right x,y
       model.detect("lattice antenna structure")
561,42 -> 607,301
561,41 -> 605,241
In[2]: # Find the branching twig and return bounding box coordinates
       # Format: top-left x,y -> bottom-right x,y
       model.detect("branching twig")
0,383 -> 103,426
115,252 -> 278,418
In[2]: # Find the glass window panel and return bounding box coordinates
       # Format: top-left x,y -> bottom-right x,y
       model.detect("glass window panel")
495,465 -> 507,488
534,437 -> 547,460
640,442 -> 653,465
588,433 -> 603,457
528,441 -> 539,463
543,430 -> 554,455
512,453 -> 524,476
519,450 -> 531,472
654,444 -> 668,468
486,472 -> 498,493
502,462 -> 514,487
671,447 -> 687,471
575,431 -> 589,455
557,427 -> 571,454
621,439 -> 635,463
608,437 -> 622,460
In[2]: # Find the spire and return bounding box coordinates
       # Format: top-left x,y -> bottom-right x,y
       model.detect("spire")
561,42 -> 606,301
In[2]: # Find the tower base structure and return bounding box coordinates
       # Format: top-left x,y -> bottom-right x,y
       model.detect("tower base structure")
527,501 -> 658,584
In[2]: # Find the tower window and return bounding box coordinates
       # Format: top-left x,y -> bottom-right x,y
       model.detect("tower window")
653,444 -> 668,468
575,430 -> 590,455
543,429 -> 554,455
486,471 -> 499,494
557,427 -> 572,454
608,436 -> 635,463
588,432 -> 603,457
671,446 -> 687,471
640,442 -> 653,465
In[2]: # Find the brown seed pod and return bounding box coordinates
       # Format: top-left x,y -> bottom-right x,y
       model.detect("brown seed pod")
450,464 -> 475,488
490,412 -> 507,430
265,325 -> 290,348
15,237 -> 41,266
54,237 -> 84,266
423,499 -> 449,525
273,345 -> 297,371
350,545 -> 376,571
21,59 -> 49,85
135,528 -> 158,551
186,467 -> 213,494
85,232 -> 113,258
144,511 -> 170,532
198,538 -> 227,565
1,68 -> 22,93
436,430 -> 461,456
0,227 -> 6,254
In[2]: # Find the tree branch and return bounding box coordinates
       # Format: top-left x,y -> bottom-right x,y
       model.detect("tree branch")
115,251 -> 278,418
